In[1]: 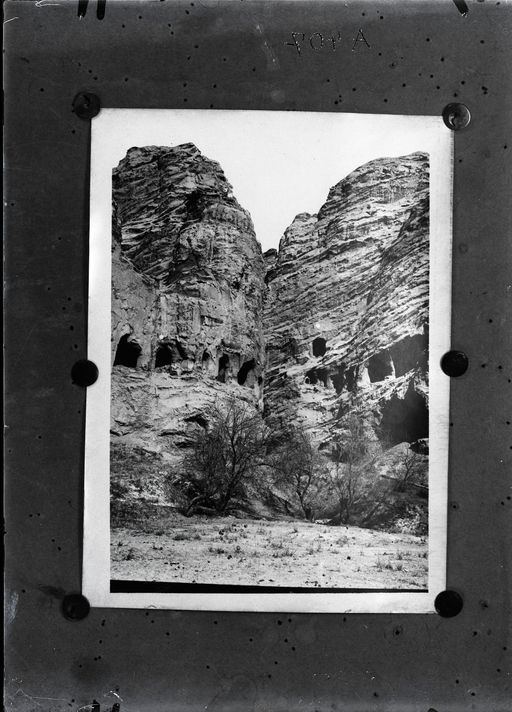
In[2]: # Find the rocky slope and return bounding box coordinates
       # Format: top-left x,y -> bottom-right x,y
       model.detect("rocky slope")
111,144 -> 265,462
263,152 -> 429,450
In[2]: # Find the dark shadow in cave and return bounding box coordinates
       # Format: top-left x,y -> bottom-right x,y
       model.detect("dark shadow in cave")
368,350 -> 393,383
312,337 -> 327,358
217,354 -> 230,383
380,387 -> 428,445
114,334 -> 141,368
390,334 -> 428,377
184,189 -> 205,223
237,359 -> 256,386
344,366 -> 358,392
155,345 -> 173,368
305,367 -> 329,387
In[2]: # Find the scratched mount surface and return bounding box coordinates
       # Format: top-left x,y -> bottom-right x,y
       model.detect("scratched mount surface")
4,1 -> 512,710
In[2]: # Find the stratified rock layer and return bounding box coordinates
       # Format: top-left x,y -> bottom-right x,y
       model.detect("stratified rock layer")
111,146 -> 430,518
111,144 -> 265,458
263,152 -> 429,447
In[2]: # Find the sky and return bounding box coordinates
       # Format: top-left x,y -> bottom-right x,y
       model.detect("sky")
93,109 -> 449,251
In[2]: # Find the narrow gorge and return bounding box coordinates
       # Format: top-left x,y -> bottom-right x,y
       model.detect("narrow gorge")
110,144 -> 429,524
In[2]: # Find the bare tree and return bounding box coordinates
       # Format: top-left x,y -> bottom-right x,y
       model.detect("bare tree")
394,448 -> 420,492
183,398 -> 268,515
330,413 -> 371,525
273,426 -> 322,521
379,447 -> 428,494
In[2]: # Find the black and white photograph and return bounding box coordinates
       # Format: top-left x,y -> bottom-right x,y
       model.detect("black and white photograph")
84,110 -> 452,612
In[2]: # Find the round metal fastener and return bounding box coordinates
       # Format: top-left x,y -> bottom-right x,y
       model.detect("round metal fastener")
442,103 -> 471,130
71,359 -> 99,387
72,92 -> 101,120
434,589 -> 464,617
441,350 -> 469,378
62,593 -> 91,620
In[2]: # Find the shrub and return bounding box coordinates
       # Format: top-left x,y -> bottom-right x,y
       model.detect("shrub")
392,505 -> 428,536
183,398 -> 269,515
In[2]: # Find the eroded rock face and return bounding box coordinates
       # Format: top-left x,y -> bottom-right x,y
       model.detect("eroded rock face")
111,146 -> 430,515
111,144 -> 265,459
263,152 -> 429,448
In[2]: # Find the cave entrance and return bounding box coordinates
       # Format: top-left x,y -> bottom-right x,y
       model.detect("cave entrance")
155,345 -> 173,368
390,334 -> 428,377
184,189 -> 204,223
175,341 -> 188,360
305,367 -> 329,387
331,365 -> 346,394
368,350 -> 393,383
344,366 -> 358,392
237,359 -> 256,386
217,354 -> 230,383
114,334 -> 141,368
380,388 -> 428,445
312,337 -> 327,357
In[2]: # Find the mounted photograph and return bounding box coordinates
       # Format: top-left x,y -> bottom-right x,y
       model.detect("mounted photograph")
84,110 -> 453,611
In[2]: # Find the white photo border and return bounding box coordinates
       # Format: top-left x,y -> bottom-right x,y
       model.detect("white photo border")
83,109 -> 453,612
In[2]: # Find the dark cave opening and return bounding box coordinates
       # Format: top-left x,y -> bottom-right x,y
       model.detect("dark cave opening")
175,341 -> 188,360
380,388 -> 429,445
217,354 -> 230,383
390,334 -> 428,377
368,350 -> 393,383
114,334 -> 141,368
155,345 -> 173,368
331,369 -> 345,394
185,414 -> 208,429
344,366 -> 358,392
237,359 -> 256,386
312,337 -> 327,357
305,367 -> 329,387
184,189 -> 205,223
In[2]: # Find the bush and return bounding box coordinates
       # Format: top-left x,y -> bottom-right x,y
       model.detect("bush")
182,397 -> 269,515
392,504 -> 428,536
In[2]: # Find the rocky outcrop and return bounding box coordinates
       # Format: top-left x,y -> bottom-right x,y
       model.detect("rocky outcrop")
263,152 -> 429,448
111,144 -> 265,459
111,146 -> 430,520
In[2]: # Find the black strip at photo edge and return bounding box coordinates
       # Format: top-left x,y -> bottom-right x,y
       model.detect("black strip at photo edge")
111,580 -> 427,594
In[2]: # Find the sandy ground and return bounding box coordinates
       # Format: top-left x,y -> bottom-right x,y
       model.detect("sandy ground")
111,516 -> 428,589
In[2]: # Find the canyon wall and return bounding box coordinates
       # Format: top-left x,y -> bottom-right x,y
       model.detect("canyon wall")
263,152 -> 429,449
111,144 -> 265,461
110,146 -> 429,515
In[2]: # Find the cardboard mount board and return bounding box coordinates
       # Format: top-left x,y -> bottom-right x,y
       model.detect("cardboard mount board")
4,1 -> 511,710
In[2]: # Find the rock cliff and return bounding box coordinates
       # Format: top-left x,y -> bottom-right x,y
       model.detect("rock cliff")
263,152 -> 429,449
111,144 -> 265,461
111,146 -> 430,519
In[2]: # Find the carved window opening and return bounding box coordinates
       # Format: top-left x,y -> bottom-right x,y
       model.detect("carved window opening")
113,334 -> 141,368
312,337 -> 327,357
367,350 -> 393,383
237,359 -> 256,386
155,345 -> 173,368
217,354 -> 230,383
